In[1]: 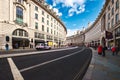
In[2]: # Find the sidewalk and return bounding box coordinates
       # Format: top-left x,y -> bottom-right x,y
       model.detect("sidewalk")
0,47 -> 65,54
83,48 -> 120,80
0,48 -> 36,54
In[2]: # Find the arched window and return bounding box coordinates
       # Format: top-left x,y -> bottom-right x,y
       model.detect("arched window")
16,6 -> 23,24
12,29 -> 28,37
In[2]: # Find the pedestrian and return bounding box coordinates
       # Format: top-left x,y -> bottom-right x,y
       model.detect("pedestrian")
97,45 -> 102,55
5,43 -> 9,51
111,46 -> 116,56
116,45 -> 120,55
23,43 -> 25,49
102,46 -> 106,57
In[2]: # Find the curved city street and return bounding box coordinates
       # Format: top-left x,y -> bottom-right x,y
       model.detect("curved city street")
0,47 -> 92,80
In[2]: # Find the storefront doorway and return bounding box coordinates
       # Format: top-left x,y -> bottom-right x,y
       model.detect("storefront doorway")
12,37 -> 29,49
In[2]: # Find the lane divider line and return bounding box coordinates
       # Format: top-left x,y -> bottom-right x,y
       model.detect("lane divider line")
7,58 -> 24,80
20,48 -> 85,72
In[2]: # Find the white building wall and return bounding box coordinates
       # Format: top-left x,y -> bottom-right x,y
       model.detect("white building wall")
0,0 -> 67,50
85,19 -> 101,45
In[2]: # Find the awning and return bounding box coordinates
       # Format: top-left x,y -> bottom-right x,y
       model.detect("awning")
35,39 -> 45,43
12,37 -> 29,42
105,31 -> 113,39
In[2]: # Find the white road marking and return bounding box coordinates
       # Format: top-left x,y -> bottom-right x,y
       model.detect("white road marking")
20,48 -> 85,72
0,47 -> 78,58
7,58 -> 24,80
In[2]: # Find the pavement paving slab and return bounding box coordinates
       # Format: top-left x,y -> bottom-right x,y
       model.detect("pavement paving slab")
82,48 -> 120,80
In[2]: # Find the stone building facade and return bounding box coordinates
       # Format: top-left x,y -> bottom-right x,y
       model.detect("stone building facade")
0,0 -> 67,50
66,30 -> 85,46
85,0 -> 120,49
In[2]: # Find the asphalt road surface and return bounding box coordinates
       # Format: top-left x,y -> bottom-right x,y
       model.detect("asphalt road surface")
0,47 -> 92,80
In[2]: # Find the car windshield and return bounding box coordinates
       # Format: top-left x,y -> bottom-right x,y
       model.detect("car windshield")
37,43 -> 44,46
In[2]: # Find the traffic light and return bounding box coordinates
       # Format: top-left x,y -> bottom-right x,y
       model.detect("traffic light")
6,36 -> 9,42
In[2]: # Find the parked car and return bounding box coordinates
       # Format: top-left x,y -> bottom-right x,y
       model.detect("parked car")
35,43 -> 51,50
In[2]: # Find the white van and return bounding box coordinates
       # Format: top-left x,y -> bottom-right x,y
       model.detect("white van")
35,43 -> 51,50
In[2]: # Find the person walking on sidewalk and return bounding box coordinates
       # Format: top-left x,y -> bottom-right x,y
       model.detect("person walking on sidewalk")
97,45 -> 102,55
111,45 -> 116,56
102,46 -> 106,57
5,43 -> 9,51
116,45 -> 119,55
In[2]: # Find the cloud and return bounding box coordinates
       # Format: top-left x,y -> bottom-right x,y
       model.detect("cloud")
49,5 -> 62,16
53,8 -> 62,16
52,0 -> 86,17
69,4 -> 85,16
67,28 -> 79,36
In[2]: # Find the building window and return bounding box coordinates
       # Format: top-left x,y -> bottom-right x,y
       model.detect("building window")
111,7 -> 114,15
51,17 -> 53,21
24,31 -> 28,37
35,22 -> 38,29
47,27 -> 49,33
51,29 -> 52,34
112,0 -> 114,4
54,31 -> 55,35
116,0 -> 119,10
111,18 -> 114,27
47,20 -> 49,25
12,29 -> 28,37
108,5 -> 110,11
54,19 -> 56,23
42,25 -> 44,31
35,6 -> 38,11
115,13 -> 119,23
34,32 -> 37,38
51,23 -> 53,27
115,27 -> 120,37
13,30 -> 17,36
42,17 -> 44,23
19,30 -> 23,36
54,25 -> 56,29
42,11 -> 44,15
38,33 -> 40,38
35,13 -> 38,19
108,22 -> 110,30
47,15 -> 49,18
16,6 -> 23,24
108,13 -> 110,20
41,34 -> 44,39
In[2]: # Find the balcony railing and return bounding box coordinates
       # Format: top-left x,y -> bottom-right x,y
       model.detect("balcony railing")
14,19 -> 28,27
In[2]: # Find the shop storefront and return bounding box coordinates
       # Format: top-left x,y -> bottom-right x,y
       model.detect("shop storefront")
115,27 -> 120,49
12,37 -> 29,49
